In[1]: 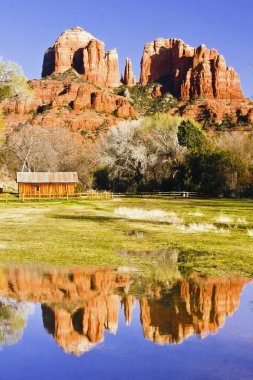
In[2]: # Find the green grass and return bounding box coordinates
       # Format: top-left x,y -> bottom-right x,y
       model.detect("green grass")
0,197 -> 253,276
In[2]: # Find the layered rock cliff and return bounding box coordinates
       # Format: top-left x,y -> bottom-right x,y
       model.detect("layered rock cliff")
42,27 -> 121,88
3,77 -> 136,133
140,38 -> 244,101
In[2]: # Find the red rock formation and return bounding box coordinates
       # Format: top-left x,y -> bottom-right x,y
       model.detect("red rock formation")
42,27 -> 121,88
140,275 -> 250,345
3,79 -> 137,132
168,98 -> 253,126
140,38 -> 244,101
91,91 -> 136,118
123,58 -> 136,87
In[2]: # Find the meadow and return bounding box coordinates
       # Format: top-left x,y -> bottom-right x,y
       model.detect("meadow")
0,197 -> 253,277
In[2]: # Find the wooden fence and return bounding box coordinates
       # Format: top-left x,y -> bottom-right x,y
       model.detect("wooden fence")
0,190 -> 202,202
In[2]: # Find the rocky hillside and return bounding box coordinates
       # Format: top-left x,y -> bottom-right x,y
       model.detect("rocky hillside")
2,27 -> 253,132
4,70 -> 137,136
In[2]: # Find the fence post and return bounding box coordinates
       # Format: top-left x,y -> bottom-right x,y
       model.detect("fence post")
66,193 -> 69,201
22,193 -> 25,203
5,193 -> 8,203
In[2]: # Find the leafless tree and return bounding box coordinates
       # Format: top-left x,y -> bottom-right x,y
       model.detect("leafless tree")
6,124 -> 97,189
98,120 -> 150,190
143,114 -> 187,181
98,115 -> 188,190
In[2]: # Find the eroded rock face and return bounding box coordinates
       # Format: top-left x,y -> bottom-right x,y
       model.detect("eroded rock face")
140,38 -> 244,101
42,27 -> 120,88
123,58 -> 136,87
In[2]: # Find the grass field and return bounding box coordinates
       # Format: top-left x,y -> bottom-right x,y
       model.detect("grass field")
0,197 -> 253,277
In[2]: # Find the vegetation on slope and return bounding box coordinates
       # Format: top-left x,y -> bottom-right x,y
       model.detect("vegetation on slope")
114,84 -> 178,116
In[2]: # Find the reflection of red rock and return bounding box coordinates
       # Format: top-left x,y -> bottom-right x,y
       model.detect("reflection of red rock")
0,266 -> 130,303
0,266 -> 250,353
42,294 -> 121,355
122,295 -> 136,325
0,266 -> 132,356
140,276 -> 250,344
42,294 -> 138,355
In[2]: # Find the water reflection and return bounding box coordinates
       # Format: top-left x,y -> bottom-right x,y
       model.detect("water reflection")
140,276 -> 248,344
0,298 -> 34,348
0,265 -> 250,356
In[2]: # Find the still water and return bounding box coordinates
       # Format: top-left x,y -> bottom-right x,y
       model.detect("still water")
0,265 -> 253,380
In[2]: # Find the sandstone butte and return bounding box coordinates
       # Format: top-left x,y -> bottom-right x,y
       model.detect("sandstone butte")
2,27 -> 253,132
0,266 -> 250,355
42,26 -> 121,88
4,27 -> 137,133
139,37 -> 253,124
140,38 -> 244,101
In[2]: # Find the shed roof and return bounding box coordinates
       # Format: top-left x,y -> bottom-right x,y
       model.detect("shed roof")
17,172 -> 78,183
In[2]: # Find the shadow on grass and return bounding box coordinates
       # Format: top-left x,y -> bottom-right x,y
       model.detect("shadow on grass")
50,214 -> 174,226
50,214 -> 119,222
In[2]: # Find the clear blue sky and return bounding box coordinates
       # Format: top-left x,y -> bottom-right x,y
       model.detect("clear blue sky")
0,0 -> 252,97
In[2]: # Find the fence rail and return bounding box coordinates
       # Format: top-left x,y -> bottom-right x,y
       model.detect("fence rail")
0,190 -> 203,202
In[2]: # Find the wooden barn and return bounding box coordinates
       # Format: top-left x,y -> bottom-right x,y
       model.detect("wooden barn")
17,172 -> 79,198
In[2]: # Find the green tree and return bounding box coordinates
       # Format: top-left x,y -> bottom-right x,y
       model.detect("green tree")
177,119 -> 206,151
184,147 -> 247,195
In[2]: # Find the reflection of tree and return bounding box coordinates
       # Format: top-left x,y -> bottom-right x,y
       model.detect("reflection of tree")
0,299 -> 34,347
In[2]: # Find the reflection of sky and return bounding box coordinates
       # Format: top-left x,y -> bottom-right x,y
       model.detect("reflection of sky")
0,285 -> 253,380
